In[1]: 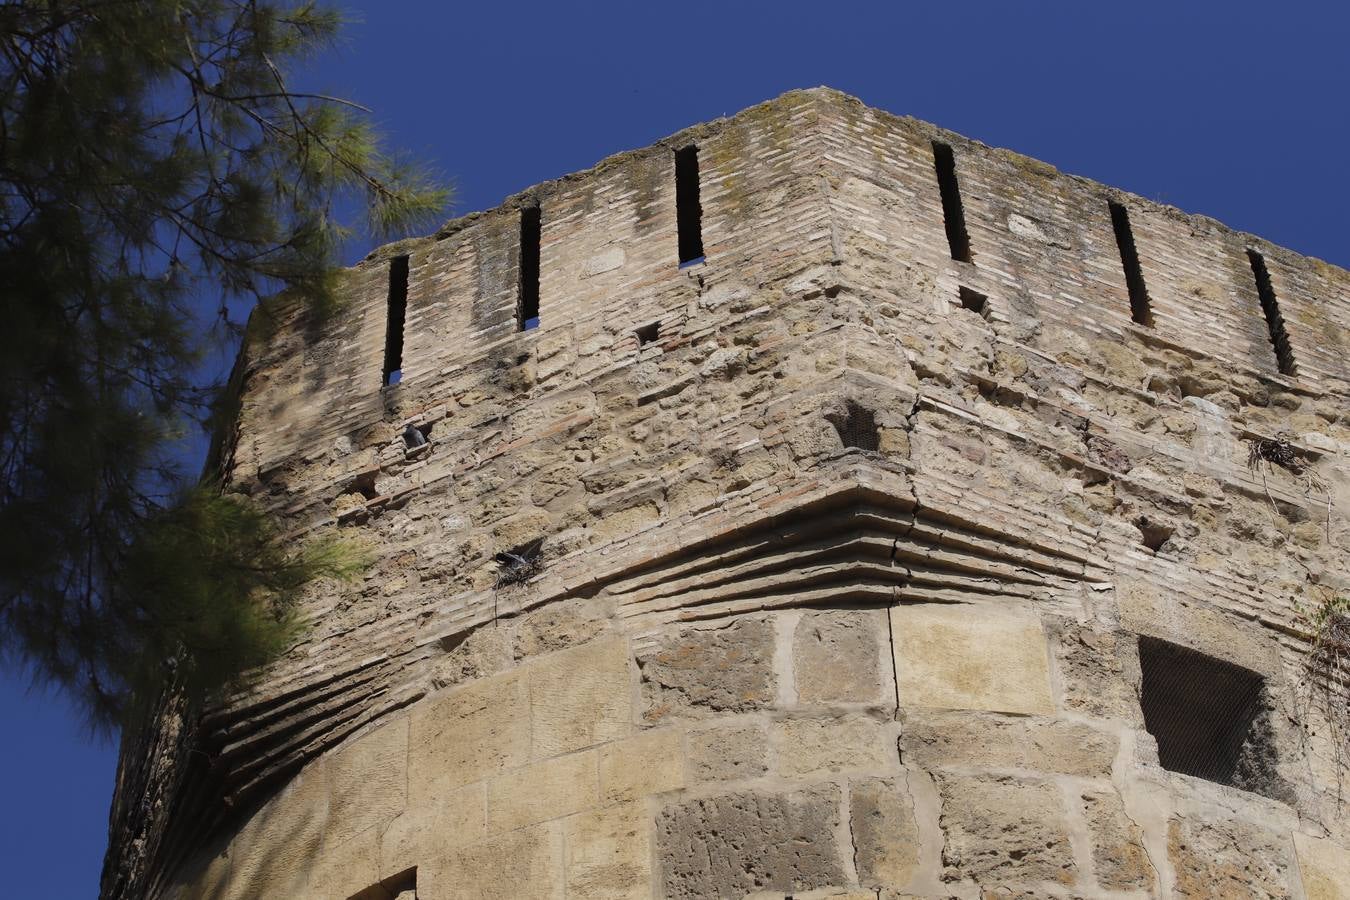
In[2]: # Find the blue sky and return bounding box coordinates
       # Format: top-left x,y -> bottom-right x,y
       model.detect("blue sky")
2,1 -> 1346,896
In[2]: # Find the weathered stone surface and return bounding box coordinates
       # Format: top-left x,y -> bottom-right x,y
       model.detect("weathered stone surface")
774,714 -> 894,775
513,601 -> 608,661
109,88 -> 1350,900
793,609 -> 887,704
409,669 -> 530,798
309,825 -> 379,900
486,749 -> 598,832
564,802 -> 651,900
687,722 -> 769,783
639,618 -> 776,722
1168,817 -> 1294,899
599,726 -> 685,803
937,774 -> 1076,885
657,786 -> 846,898
902,710 -> 1116,777
529,635 -> 633,758
1293,832 -> 1350,900
892,605 -> 1054,715
429,822 -> 564,900
428,624 -> 511,691
1081,789 -> 1154,891
226,761 -> 329,899
325,717 -> 408,850
1050,623 -> 1141,722
850,777 -> 921,890
380,781 -> 486,877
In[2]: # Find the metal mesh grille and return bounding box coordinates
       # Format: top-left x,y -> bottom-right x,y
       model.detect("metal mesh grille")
1139,637 -> 1287,800
829,400 -> 879,452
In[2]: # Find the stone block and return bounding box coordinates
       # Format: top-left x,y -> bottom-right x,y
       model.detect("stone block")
380,781 -> 486,878
409,669 -> 531,800
901,710 -> 1116,777
688,722 -> 770,783
326,717 -> 408,850
599,727 -> 685,804
1294,832 -> 1350,900
1119,578 -> 1280,678
656,785 -> 845,898
850,777 -> 920,890
513,601 -> 607,661
1081,789 -> 1155,891
936,774 -> 1076,885
1168,816 -> 1295,898
427,821 -> 564,900
639,618 -> 777,722
226,760 -> 330,900
891,604 -> 1053,716
1051,623 -> 1142,723
792,609 -> 887,704
774,715 -> 894,776
564,802 -> 652,900
530,635 -> 633,758
486,750 -> 598,832
309,825 -> 379,900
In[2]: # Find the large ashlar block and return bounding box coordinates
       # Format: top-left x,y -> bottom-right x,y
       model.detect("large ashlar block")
564,802 -> 652,900
890,604 -> 1053,715
1293,833 -> 1350,900
530,634 -> 633,758
599,727 -> 685,804
792,609 -> 887,704
427,821 -> 564,900
901,710 -> 1116,777
1081,789 -> 1155,891
936,774 -> 1076,885
774,715 -> 894,776
487,749 -> 599,833
408,668 -> 530,799
225,760 -> 330,899
655,785 -> 846,897
849,777 -> 920,890
326,717 -> 409,850
308,824 -> 380,900
1167,817 -> 1295,898
380,781 -> 487,879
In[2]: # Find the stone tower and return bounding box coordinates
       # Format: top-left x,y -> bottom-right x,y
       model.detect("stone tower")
104,88 -> 1350,899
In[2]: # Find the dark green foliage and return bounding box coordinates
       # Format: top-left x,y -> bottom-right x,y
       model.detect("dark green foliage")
0,1 -> 446,729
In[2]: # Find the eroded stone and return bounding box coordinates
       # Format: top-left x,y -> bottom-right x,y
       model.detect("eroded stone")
850,777 -> 921,890
657,786 -> 845,898
793,609 -> 886,704
639,618 -> 776,722
937,774 -> 1076,885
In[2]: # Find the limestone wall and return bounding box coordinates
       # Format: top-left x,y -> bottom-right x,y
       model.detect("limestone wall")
108,88 -> 1350,900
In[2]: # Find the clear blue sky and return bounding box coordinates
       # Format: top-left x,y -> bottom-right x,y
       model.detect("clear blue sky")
3,2 -> 1346,896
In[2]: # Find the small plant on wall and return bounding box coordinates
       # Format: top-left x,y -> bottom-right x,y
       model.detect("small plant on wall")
1294,586 -> 1350,799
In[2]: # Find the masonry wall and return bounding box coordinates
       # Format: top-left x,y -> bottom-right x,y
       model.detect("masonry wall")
106,88 -> 1350,900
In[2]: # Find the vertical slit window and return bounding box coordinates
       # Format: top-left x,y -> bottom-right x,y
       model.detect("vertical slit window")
518,205 -> 541,331
1108,201 -> 1154,326
1247,249 -> 1296,376
381,255 -> 409,386
932,141 -> 972,263
675,145 -> 705,266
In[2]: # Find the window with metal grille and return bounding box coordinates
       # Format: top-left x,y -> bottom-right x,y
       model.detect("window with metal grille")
1138,637 -> 1287,800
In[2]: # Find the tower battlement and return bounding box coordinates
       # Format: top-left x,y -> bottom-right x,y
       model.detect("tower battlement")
107,88 -> 1350,900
